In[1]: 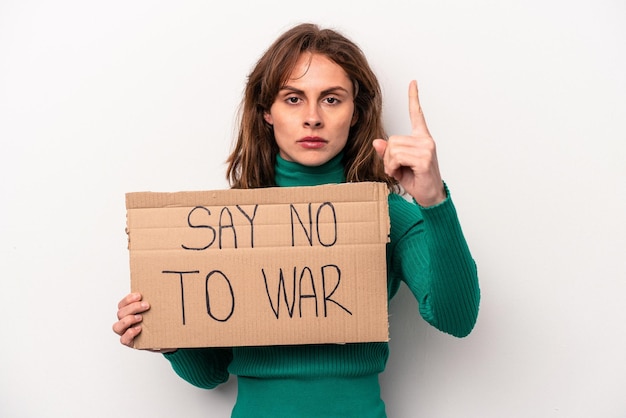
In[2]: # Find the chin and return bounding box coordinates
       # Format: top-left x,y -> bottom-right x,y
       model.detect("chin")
295,150 -> 341,167
297,156 -> 333,167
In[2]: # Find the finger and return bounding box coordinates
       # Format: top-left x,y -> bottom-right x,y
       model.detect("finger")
408,80 -> 431,137
372,139 -> 387,159
120,325 -> 142,347
149,348 -> 177,354
117,292 -> 141,310
112,313 -> 143,336
117,300 -> 150,321
116,292 -> 149,321
373,138 -> 405,179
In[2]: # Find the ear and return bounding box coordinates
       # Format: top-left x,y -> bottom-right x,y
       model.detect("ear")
263,112 -> 273,125
350,111 -> 358,127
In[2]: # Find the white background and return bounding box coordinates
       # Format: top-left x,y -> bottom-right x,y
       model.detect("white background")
1,1 -> 624,417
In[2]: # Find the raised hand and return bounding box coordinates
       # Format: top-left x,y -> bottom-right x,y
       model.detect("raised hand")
373,80 -> 446,207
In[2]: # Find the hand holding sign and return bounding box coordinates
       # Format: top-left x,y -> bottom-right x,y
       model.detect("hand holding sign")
112,292 -> 176,353
373,80 -> 446,207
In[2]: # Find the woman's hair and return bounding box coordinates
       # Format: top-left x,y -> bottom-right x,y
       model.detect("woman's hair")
226,22 -> 396,190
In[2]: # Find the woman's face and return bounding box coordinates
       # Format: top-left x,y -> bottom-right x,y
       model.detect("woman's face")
264,53 -> 356,166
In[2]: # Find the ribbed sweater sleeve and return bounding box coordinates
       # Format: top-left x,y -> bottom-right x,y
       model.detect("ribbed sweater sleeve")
163,348 -> 233,389
387,188 -> 480,337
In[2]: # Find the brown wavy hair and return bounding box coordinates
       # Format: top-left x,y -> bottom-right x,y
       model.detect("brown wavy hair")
226,23 -> 396,190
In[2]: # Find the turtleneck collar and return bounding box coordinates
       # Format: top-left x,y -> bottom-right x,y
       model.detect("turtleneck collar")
274,152 -> 346,187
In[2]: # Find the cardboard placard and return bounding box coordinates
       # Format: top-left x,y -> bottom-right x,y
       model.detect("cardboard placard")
126,182 -> 390,350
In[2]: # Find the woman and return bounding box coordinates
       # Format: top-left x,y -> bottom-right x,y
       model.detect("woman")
113,22 -> 480,417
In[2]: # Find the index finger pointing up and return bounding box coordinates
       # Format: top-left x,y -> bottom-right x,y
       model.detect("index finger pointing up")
409,80 -> 431,137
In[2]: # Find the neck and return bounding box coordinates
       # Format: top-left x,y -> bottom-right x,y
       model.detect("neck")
274,153 -> 346,187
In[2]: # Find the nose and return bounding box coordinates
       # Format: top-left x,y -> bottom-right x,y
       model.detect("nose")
304,104 -> 323,128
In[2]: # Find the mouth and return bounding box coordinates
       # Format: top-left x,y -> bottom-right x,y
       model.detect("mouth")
297,136 -> 328,149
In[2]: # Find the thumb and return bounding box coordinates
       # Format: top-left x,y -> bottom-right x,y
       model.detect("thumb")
372,139 -> 387,159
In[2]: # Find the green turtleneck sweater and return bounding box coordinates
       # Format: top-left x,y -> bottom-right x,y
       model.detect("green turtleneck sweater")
164,153 -> 480,417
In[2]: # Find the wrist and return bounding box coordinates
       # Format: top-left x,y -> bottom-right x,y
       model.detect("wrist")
415,182 -> 448,208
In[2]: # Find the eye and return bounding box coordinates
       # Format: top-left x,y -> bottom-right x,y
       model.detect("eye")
324,97 -> 340,105
286,96 -> 301,104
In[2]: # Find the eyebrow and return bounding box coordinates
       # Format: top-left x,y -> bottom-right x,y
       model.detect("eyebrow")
278,85 -> 352,96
